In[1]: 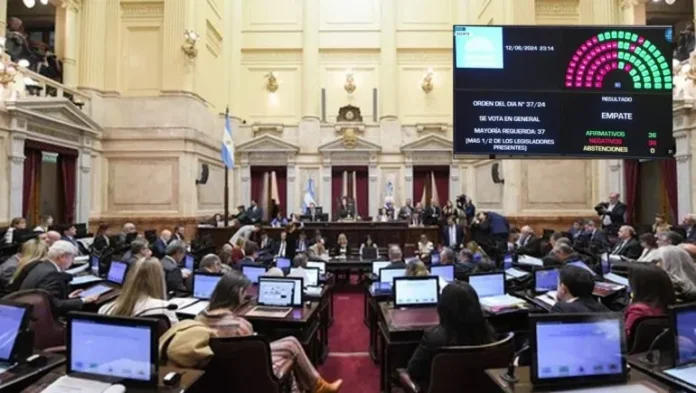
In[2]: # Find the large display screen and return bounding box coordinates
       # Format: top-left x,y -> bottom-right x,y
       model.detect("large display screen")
453,26 -> 674,158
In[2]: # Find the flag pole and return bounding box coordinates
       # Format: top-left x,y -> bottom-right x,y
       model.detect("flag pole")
223,106 -> 230,227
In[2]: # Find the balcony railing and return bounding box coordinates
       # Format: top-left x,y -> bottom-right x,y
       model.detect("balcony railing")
18,68 -> 91,116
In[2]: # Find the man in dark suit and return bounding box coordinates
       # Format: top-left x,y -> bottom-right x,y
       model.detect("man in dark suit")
611,225 -> 642,260
594,192 -> 626,236
161,240 -> 190,293
296,231 -> 309,253
551,265 -> 609,313
247,200 -> 263,224
152,229 -> 171,259
682,215 -> 696,243
423,199 -> 441,226
398,198 -> 414,220
516,226 -> 542,257
305,203 -> 319,222
582,220 -> 609,249
542,243 -> 577,267
173,225 -> 185,242
442,217 -> 464,251
385,245 -> 406,269
273,231 -> 294,260
258,231 -> 274,254
18,240 -> 99,317
233,205 -> 251,225
59,224 -> 78,248
237,241 -> 263,269
441,247 -> 474,276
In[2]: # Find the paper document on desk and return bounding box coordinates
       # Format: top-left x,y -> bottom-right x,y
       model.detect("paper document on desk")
603,273 -> 629,287
73,255 -> 89,264
177,300 -> 208,316
517,255 -> 543,267
479,294 -> 526,309
69,275 -> 102,285
535,291 -> 557,307
40,375 -> 112,393
505,268 -> 529,279
66,264 -> 89,276
304,286 -> 322,297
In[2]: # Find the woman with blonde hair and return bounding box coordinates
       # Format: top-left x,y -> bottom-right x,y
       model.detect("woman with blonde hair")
8,238 -> 48,287
657,245 -> 696,302
333,233 -> 350,257
99,257 -> 178,324
406,260 -> 429,277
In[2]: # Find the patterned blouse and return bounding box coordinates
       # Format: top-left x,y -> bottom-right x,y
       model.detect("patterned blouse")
195,308 -> 254,337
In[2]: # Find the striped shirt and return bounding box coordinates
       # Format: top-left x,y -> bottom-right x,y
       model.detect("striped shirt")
195,309 -> 253,337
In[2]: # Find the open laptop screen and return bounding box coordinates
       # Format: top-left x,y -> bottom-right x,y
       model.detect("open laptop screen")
0,303 -> 28,362
568,261 -> 597,276
303,267 -> 320,287
90,255 -> 99,276
469,273 -> 505,298
430,265 -> 454,282
380,267 -> 406,285
673,305 -> 696,366
276,258 -> 291,270
430,252 -> 440,265
184,254 -> 194,271
535,268 -> 559,293
257,278 -> 295,307
372,261 -> 391,276
284,277 -> 303,305
503,253 -> 513,270
394,277 -> 439,307
242,265 -> 267,284
67,313 -> 157,385
306,261 -> 326,274
106,261 -> 128,285
531,314 -> 626,385
192,273 -> 223,300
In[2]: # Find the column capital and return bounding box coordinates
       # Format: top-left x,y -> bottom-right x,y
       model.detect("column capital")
60,0 -> 82,12
619,0 -> 648,10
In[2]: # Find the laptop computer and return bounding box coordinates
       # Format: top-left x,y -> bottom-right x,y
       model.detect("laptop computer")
568,260 -> 597,276
0,301 -> 31,373
246,278 -> 297,318
184,253 -> 195,271
468,272 -> 525,309
171,272 -> 223,316
42,312 -> 158,390
430,252 -> 441,265
80,261 -> 130,299
530,313 -> 627,387
379,267 -> 406,287
534,267 -> 559,295
663,303 -> 696,387
276,257 -> 291,270
372,261 -> 391,277
362,246 -> 378,260
393,276 -> 439,308
430,264 -> 454,282
69,255 -> 104,285
306,261 -> 326,274
502,253 -> 514,270
242,264 -> 267,284
600,252 -> 610,275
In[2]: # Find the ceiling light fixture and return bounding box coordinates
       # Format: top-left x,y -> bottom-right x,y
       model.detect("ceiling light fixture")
22,0 -> 36,8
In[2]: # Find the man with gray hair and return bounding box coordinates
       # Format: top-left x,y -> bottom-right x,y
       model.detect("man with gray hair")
199,254 -> 222,273
385,245 -> 405,269
18,240 -> 98,316
657,230 -> 684,247
542,243 -> 576,268
161,240 -> 190,292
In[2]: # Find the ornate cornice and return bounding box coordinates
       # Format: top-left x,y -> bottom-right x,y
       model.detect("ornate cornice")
60,0 -> 82,11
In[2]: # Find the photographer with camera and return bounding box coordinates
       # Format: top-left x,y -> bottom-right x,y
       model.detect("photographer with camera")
456,194 -> 476,225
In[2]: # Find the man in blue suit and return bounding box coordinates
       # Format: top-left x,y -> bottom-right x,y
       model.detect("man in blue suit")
442,217 -> 464,250
477,211 -> 510,255
152,229 -> 171,259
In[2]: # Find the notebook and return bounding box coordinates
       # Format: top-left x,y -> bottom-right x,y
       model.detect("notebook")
79,284 -> 113,299
430,265 -> 454,282
530,313 -> 627,387
42,312 -> 159,390
534,268 -> 559,295
663,304 -> 696,387
393,277 -> 439,308
306,261 -> 326,274
242,264 -> 267,284
468,272 -> 525,309
372,261 -> 391,276
0,301 -> 31,373
246,278 -> 295,318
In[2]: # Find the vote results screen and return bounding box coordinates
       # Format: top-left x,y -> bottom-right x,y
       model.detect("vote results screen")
453,26 -> 674,158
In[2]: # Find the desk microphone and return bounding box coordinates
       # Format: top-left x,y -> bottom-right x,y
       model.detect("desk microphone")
640,328 -> 670,366
134,303 -> 179,317
500,344 -> 530,383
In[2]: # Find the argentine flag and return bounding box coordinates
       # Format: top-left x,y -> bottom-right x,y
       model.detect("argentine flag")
302,177 -> 316,211
221,110 -> 235,168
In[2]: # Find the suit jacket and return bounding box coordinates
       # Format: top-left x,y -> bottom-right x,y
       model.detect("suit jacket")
161,256 -> 184,293
551,297 -> 609,313
18,260 -> 83,316
61,236 -> 78,248
611,238 -> 642,260
586,229 -> 609,248
273,240 -> 293,259
259,237 -> 275,253
399,205 -> 414,220
236,256 -> 263,270
333,244 -> 351,257
442,225 -> 464,249
487,212 -> 509,235
517,235 -> 542,257
596,201 -> 626,227
92,235 -> 110,251
424,206 -> 441,226
247,206 -> 263,224
153,238 -> 168,259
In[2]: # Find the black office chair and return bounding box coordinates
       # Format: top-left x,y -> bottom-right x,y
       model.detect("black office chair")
628,315 -> 671,354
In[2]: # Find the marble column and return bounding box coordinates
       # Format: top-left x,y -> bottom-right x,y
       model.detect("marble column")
449,161 -> 461,201
404,162 -> 414,204
590,0 -> 620,24
287,160 -> 297,214
321,159 -> 332,220
62,3 -> 81,87
240,160 -> 251,206
76,146 -> 92,223
78,0 -> 106,91
620,0 -> 647,25
501,159 -> 521,215
0,0 -> 7,38
505,0 -> 535,24
224,0 -> 243,113
379,0 -> 397,120
302,0 -> 320,120
368,155 -> 379,217
162,0 -> 194,92
674,104 -> 694,221
103,0 -> 120,94
8,134 -> 25,219
606,160 -> 626,198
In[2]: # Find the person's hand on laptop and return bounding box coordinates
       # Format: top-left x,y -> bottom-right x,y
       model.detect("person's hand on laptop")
181,268 -> 191,279
82,294 -> 100,304
69,289 -> 84,299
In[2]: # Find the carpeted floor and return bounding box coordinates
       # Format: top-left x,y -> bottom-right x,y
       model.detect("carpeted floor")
318,290 -> 380,393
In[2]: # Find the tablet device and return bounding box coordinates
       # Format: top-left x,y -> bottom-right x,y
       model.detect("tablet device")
90,255 -> 100,276
276,257 -> 291,270
192,272 -> 223,300
670,303 -> 696,367
184,254 -> 195,271
430,264 -> 454,282
534,268 -> 559,294
303,267 -> 320,287
393,276 -> 439,308
379,267 -> 406,285
503,253 -> 514,270
430,252 -> 440,265
0,301 -> 31,365
468,272 -> 505,298
106,261 -> 129,285
529,313 -> 626,387
80,284 -> 113,299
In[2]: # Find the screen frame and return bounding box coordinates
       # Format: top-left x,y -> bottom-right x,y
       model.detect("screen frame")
670,303 -> 696,367
393,276 -> 440,308
452,24 -> 675,160
241,264 -> 267,284
0,300 -> 32,363
65,312 -> 158,386
257,277 -> 302,307
533,267 -> 559,295
529,312 -> 627,387
106,261 -> 130,285
192,272 -> 224,300
466,271 -> 507,297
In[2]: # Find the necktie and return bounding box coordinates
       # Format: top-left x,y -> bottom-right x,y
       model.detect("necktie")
279,242 -> 285,257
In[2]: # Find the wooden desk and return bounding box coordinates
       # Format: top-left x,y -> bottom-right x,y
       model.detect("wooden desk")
628,352 -> 695,392
377,301 -> 537,393
364,282 -> 391,364
22,366 -> 204,393
486,366 -> 676,393
198,222 -> 441,249
0,352 -> 64,392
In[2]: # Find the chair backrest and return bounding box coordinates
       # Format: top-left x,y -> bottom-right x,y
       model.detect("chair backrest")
427,332 -> 514,393
3,289 -> 64,350
628,315 -> 671,354
144,314 -> 172,341
197,336 -> 282,393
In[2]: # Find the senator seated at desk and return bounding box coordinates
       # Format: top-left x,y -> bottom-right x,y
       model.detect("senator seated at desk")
624,263 -> 675,338
188,271 -> 343,393
161,240 -> 190,293
550,265 -> 609,313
